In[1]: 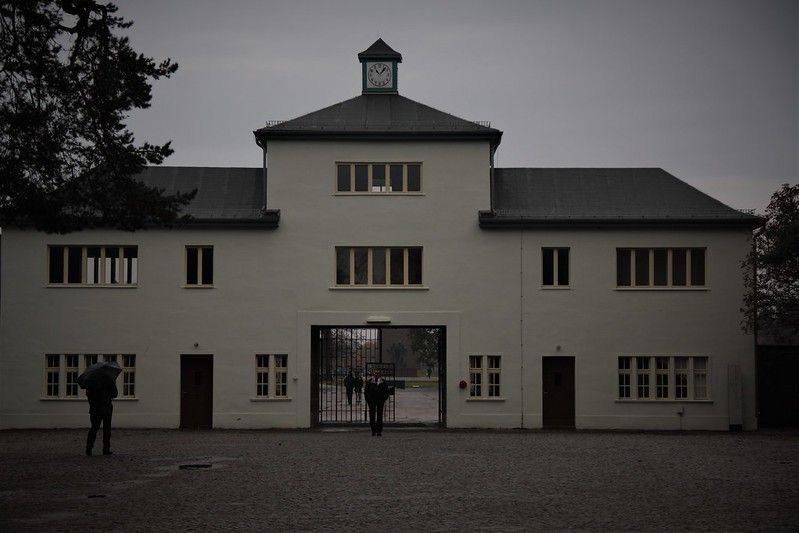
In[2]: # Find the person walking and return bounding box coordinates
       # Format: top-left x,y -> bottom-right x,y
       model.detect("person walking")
343,369 -> 355,406
364,369 -> 389,436
85,373 -> 118,456
354,372 -> 364,404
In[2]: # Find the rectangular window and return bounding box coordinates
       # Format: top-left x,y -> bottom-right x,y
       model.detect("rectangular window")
65,354 -> 79,397
46,354 -> 60,397
407,248 -> 422,285
542,248 -> 569,287
121,354 -> 136,398
186,246 -> 213,286
470,355 -> 501,398
44,353 -> 136,399
693,357 -> 708,399
48,245 -> 138,286
618,357 -> 631,398
336,247 -> 423,287
468,356 -> 482,397
372,247 -> 386,285
336,247 -> 350,285
617,248 -> 706,287
354,248 -> 369,285
336,162 -> 422,193
255,354 -> 288,398
619,356 -> 710,401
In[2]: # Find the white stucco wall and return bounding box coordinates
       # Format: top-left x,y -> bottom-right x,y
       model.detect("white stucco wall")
0,139 -> 756,430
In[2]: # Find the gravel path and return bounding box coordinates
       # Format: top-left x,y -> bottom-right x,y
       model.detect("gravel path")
1,429 -> 797,531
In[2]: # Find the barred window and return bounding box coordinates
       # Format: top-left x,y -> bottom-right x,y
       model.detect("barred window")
618,357 -> 631,398
469,356 -> 482,397
122,355 -> 136,398
65,355 -> 80,397
636,357 -> 650,399
675,357 -> 689,399
255,354 -> 289,399
656,357 -> 670,399
46,355 -> 60,397
487,356 -> 501,397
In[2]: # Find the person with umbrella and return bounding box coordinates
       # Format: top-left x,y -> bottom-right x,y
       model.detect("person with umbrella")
78,361 -> 121,456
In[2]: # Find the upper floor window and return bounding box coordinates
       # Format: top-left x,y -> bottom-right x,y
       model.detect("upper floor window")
186,246 -> 213,286
335,246 -> 422,287
616,248 -> 706,287
542,248 -> 569,287
336,163 -> 422,193
48,245 -> 137,285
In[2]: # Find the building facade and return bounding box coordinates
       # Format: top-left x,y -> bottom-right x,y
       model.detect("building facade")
0,40 -> 760,430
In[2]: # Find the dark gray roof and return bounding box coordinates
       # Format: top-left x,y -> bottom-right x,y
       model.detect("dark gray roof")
480,168 -> 762,227
135,166 -> 278,226
357,38 -> 402,62
255,94 -> 502,148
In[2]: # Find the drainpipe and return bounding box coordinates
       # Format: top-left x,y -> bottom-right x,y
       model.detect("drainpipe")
489,147 -> 495,213
519,228 -> 524,429
255,137 -> 268,211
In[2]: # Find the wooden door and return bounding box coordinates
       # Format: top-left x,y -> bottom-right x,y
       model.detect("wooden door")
180,354 -> 213,429
542,357 -> 575,428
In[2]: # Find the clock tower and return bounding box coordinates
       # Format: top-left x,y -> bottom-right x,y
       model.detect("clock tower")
358,38 -> 402,94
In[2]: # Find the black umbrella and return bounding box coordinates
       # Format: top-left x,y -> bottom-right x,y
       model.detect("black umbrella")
77,361 -> 122,390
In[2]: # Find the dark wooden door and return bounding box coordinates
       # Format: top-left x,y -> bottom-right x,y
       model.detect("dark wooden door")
180,354 -> 213,429
542,357 -> 575,428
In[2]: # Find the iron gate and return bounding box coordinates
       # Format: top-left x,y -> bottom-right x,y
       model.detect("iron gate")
313,328 -> 394,424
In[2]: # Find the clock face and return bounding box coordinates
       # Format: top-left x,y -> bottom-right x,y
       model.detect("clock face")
367,62 -> 392,88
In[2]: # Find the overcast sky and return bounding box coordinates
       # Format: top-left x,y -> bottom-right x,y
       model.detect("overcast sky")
121,0 -> 797,212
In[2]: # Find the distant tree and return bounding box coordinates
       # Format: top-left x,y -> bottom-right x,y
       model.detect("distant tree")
386,343 -> 407,369
742,184 -> 799,340
410,328 -> 439,377
0,0 -> 194,233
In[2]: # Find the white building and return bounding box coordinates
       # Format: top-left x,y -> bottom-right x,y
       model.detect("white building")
0,40 -> 761,430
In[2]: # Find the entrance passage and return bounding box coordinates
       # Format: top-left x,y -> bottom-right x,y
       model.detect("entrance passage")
311,327 -> 446,426
180,354 -> 213,429
542,356 -> 575,429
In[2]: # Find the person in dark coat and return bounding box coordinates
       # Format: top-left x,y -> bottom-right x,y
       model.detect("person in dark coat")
343,369 -> 355,406
86,378 -> 118,456
354,372 -> 364,404
364,370 -> 390,436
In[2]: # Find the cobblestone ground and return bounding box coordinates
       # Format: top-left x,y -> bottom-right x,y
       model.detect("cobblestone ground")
1,429 -> 797,532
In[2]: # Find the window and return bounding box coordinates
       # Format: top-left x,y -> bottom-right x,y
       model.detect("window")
618,357 -> 631,398
616,248 -> 706,287
336,163 -> 422,193
48,245 -> 137,285
469,355 -> 501,399
43,354 -> 136,399
542,248 -> 569,287
186,246 -> 213,286
617,356 -> 710,401
335,247 -> 422,287
255,354 -> 289,398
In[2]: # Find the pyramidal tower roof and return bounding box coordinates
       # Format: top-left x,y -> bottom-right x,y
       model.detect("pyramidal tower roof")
357,38 -> 402,62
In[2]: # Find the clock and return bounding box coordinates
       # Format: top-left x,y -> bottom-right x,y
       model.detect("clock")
366,62 -> 392,88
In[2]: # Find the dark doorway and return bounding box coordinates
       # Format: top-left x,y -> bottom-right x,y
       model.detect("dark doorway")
311,326 -> 446,427
180,354 -> 213,429
542,356 -> 575,428
757,346 -> 799,428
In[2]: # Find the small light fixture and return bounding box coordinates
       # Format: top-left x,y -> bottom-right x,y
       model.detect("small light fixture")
193,342 -> 199,348
366,316 -> 391,324
555,345 -> 561,351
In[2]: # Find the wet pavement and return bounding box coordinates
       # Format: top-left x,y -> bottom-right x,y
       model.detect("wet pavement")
1,428 -> 797,531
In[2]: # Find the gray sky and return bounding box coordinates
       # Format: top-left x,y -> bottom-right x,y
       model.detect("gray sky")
122,0 -> 797,212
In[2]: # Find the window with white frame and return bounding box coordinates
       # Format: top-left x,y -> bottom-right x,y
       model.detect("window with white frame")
469,355 -> 501,398
186,246 -> 213,286
335,247 -> 422,287
43,354 -> 136,399
616,248 -> 706,287
336,162 -> 422,193
617,356 -> 710,401
542,248 -> 569,287
254,354 -> 288,399
48,245 -> 137,285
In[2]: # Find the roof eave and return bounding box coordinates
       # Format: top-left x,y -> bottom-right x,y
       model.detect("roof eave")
254,130 -> 503,150
478,211 -> 764,229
